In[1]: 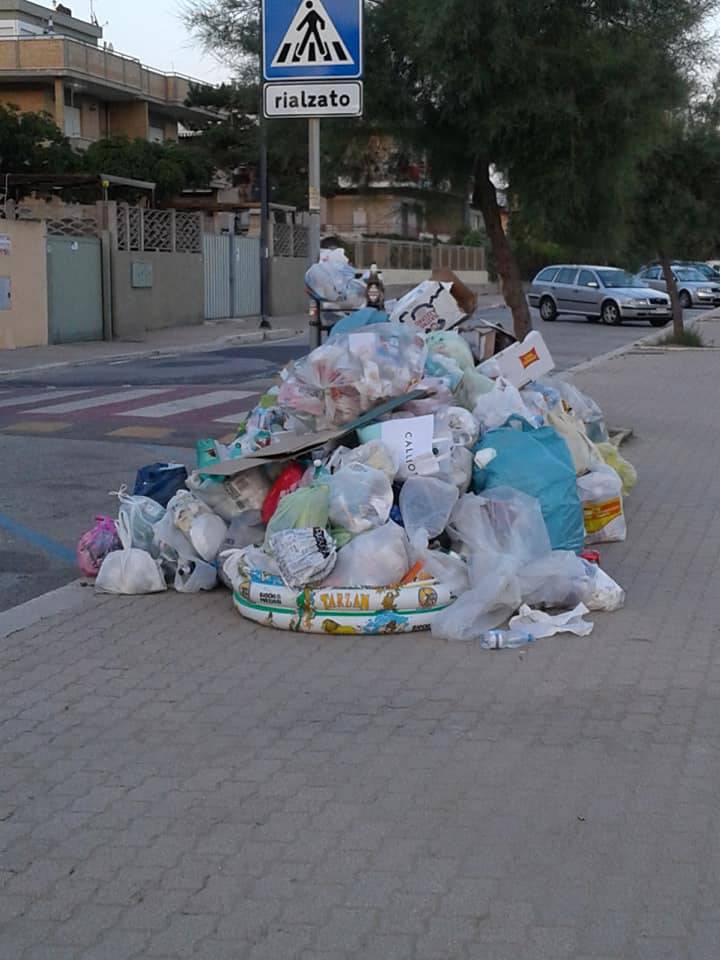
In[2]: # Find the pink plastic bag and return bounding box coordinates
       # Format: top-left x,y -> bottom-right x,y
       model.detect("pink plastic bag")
77,516 -> 121,577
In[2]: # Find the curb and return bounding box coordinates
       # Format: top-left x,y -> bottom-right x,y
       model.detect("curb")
0,580 -> 95,641
0,327 -> 299,380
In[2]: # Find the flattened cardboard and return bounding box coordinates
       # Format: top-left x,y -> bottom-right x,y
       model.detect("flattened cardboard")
202,389 -> 429,478
431,268 -> 478,317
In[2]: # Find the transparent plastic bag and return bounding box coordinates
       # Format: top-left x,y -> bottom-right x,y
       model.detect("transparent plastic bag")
269,527 -> 337,589
77,516 -> 121,578
168,491 -> 228,563
518,550 -> 591,609
435,406 -> 480,449
328,441 -> 400,482
305,250 -> 366,307
577,465 -> 626,544
114,487 -> 166,555
582,562 -> 625,611
439,557 -> 523,641
472,378 -> 535,434
543,378 -> 609,443
174,559 -> 217,593
321,522 -> 410,588
328,463 -> 393,535
264,484 -> 330,545
595,442 -> 638,496
399,477 -> 459,541
409,531 -> 469,599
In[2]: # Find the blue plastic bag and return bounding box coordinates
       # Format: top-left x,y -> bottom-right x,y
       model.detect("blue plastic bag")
133,462 -> 188,508
473,416 -> 584,552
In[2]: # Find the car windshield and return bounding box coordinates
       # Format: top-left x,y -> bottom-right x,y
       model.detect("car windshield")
689,263 -> 713,277
596,269 -> 642,289
674,268 -> 706,282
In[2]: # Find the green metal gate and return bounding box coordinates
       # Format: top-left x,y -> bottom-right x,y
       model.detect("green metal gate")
47,236 -> 103,343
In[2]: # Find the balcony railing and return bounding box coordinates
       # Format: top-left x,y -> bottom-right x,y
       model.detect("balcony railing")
0,36 -> 212,106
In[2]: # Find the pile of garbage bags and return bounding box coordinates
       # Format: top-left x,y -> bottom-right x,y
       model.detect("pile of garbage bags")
79,282 -> 636,648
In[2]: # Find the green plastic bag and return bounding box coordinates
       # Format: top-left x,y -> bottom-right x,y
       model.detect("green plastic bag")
264,484 -> 330,546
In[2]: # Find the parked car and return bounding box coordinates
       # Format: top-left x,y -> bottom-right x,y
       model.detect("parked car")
527,265 -> 671,326
636,265 -> 720,309
640,259 -> 720,283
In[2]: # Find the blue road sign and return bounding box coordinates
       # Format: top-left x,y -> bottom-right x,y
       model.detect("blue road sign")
263,0 -> 363,81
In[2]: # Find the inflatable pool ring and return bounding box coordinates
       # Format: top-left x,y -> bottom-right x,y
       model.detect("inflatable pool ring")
234,591 -> 451,635
240,568 -> 454,615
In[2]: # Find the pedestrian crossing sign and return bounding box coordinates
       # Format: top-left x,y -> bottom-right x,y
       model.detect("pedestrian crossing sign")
263,0 -> 363,80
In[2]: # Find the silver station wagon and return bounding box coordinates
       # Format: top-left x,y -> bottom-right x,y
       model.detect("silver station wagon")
528,265 -> 671,326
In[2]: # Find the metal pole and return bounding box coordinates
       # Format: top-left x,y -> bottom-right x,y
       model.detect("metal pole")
259,120 -> 271,329
308,117 -> 321,347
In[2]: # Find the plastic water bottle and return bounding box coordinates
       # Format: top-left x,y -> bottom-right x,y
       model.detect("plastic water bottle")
480,629 -> 536,651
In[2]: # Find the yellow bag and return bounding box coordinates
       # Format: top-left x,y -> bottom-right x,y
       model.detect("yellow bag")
595,443 -> 638,497
546,408 -> 600,476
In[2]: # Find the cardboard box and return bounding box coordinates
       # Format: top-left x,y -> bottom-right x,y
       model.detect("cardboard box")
430,269 -> 478,317
389,281 -> 466,333
492,331 -> 555,388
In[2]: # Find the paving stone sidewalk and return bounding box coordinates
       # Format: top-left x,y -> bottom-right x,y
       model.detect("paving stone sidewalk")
1,342 -> 720,959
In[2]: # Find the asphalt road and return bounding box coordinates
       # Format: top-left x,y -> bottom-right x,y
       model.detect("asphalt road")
0,305 -> 694,614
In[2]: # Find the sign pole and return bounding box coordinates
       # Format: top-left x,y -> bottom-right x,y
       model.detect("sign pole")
308,116 -> 321,347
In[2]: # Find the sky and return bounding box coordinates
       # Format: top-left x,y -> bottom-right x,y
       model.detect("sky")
76,0 -> 232,82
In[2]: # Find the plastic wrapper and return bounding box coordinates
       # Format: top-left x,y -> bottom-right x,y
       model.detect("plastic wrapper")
595,442 -> 638,496
269,527 -> 337,589
399,477 -> 459,541
509,602 -> 594,639
305,249 -> 366,308
277,323 -> 427,429
577,465 -> 626,544
264,484 -> 330,545
95,548 -> 167,595
328,463 -> 393,535
582,562 -> 625,612
77,516 -> 121,578
321,522 -> 410,588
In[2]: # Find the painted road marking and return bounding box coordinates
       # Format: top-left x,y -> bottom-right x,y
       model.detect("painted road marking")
118,390 -> 256,419
1,420 -> 71,434
0,388 -> 89,410
214,408 -> 252,424
108,425 -> 175,440
30,388 -> 170,415
0,511 -> 75,564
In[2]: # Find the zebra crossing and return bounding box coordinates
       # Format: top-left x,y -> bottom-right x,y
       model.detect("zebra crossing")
0,384 -> 264,444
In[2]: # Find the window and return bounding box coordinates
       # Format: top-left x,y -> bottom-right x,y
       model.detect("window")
535,267 -> 558,283
555,267 -> 578,284
578,270 -> 598,287
64,105 -> 81,139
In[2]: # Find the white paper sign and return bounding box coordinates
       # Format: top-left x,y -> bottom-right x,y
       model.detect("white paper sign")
379,415 -> 437,479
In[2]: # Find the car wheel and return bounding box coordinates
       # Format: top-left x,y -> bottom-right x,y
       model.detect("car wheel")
679,289 -> 692,310
601,300 -> 622,325
649,316 -> 670,327
539,296 -> 557,321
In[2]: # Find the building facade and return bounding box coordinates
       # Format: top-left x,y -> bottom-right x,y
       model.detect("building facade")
0,0 -> 213,148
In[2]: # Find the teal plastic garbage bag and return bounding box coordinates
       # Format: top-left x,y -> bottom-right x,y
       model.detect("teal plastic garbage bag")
329,308 -> 389,338
473,415 -> 584,552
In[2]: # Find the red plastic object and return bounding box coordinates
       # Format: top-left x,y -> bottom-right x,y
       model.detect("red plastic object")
261,462 -> 305,524
580,549 -> 601,565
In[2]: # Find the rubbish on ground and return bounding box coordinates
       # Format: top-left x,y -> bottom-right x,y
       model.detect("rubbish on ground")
95,547 -> 167,595
188,466 -> 271,522
509,602 -> 594,639
580,549 -> 601,565
221,512 -> 266,554
77,516 -> 121,578
169,491 -> 227,562
261,462 -> 306,524
480,628 -> 536,651
305,248 -> 366,308
174,558 -> 217,593
329,307 -> 390,339
474,416 -> 585,552
545,406 -> 600,475
268,527 -> 337,589
358,414 -> 438,479
595,442 -> 638,496
545,378 -> 609,444
328,440 -> 400,482
577,465 -> 626,544
581,561 -> 625,611
473,378 -> 536,434
490,331 -> 555,388
133,462 -> 188,508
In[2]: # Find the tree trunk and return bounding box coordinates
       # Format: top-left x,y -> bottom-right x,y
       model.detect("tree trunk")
658,251 -> 683,338
472,156 -> 532,340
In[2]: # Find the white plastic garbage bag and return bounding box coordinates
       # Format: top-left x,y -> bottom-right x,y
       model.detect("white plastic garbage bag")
582,562 -> 625,612
187,467 -> 271,522
518,550 -> 591,609
321,522 -> 410,588
472,378 -> 535,434
329,463 -> 393,535
577,465 -> 626,544
399,476 -> 459,541
95,548 -> 167,595
438,557 -> 522,640
509,602 -> 594,639
435,406 -> 481,449
305,249 -> 366,308
269,527 -> 337,589
153,510 -> 198,574
409,531 -> 469,599
328,440 -> 400,482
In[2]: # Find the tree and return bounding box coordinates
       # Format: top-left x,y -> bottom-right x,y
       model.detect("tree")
629,110 -> 720,336
82,136 -> 213,201
365,0 -> 718,337
0,103 -> 78,174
